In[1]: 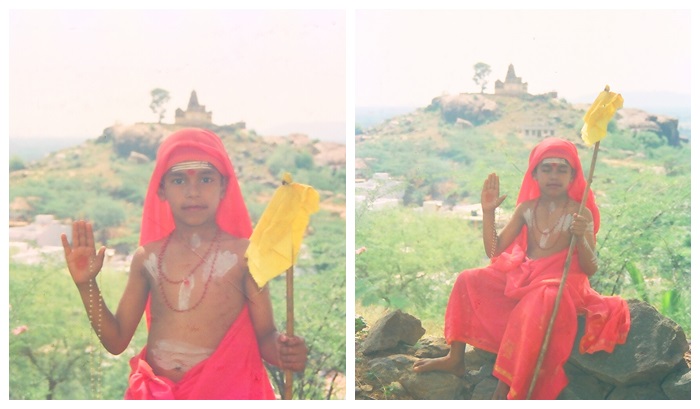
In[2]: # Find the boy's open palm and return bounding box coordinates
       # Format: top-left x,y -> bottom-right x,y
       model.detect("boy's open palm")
481,173 -> 507,212
61,221 -> 106,286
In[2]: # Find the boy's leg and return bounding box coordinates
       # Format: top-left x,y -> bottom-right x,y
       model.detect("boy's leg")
412,341 -> 466,376
492,379 -> 509,399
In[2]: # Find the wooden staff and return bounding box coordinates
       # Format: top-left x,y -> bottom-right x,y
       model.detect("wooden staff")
284,262 -> 294,400
526,141 -> 601,399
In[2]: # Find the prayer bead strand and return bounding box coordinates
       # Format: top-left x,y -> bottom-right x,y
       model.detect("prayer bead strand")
158,230 -> 220,285
490,226 -> 497,259
88,276 -> 95,398
88,259 -> 103,399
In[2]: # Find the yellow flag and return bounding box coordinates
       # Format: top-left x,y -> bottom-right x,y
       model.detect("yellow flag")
245,173 -> 320,288
581,85 -> 624,146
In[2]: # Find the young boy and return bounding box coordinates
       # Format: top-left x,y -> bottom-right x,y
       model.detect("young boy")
413,137 -> 630,400
61,128 -> 307,399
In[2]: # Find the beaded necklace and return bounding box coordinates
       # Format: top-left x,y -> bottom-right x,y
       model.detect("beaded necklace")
157,230 -> 221,313
532,197 -> 570,250
157,229 -> 220,286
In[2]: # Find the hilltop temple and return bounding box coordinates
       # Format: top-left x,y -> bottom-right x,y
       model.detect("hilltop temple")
175,90 -> 213,125
494,64 -> 528,95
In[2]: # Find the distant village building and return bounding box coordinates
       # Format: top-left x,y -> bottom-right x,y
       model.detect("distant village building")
175,90 -> 213,125
355,172 -> 405,211
494,64 -> 528,95
522,124 -> 556,138
8,214 -> 69,248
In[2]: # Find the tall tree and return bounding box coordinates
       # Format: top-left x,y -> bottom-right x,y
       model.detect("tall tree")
149,88 -> 170,123
472,62 -> 492,94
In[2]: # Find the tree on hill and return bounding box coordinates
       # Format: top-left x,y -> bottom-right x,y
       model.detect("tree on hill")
149,88 -> 170,124
473,62 -> 491,94
9,155 -> 25,172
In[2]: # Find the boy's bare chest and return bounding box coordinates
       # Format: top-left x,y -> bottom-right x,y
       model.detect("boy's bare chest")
144,270 -> 247,382
142,247 -> 247,315
523,205 -> 574,256
142,246 -> 249,358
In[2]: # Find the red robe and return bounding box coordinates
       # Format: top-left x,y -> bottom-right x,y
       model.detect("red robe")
446,245 -> 629,399
445,138 -> 630,399
125,305 -> 276,399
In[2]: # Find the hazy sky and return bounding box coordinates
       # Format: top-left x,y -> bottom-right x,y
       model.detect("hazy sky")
5,6 -> 696,143
8,9 -> 345,141
356,9 -> 692,109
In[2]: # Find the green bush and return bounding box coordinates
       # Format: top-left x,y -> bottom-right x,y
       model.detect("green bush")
356,207 -> 485,323
294,152 -> 314,170
10,155 -> 26,172
266,211 -> 346,399
84,197 -> 127,232
9,261 -> 147,399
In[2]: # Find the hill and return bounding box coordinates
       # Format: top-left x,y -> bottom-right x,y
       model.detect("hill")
356,92 -> 685,205
356,106 -> 420,129
9,122 -> 346,249
356,91 -> 691,141
354,91 -> 691,343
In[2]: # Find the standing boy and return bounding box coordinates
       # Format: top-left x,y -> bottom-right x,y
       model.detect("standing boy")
413,137 -> 630,399
62,128 -> 307,399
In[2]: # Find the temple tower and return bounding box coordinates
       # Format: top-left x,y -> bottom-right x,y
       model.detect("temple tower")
175,90 -> 213,125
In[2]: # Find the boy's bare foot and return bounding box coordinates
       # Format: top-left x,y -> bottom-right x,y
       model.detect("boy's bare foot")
412,354 -> 466,377
491,380 -> 509,400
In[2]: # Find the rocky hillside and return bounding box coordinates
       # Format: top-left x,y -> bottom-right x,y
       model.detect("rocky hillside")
98,122 -> 346,196
9,122 -> 346,252
354,92 -> 687,209
358,92 -> 681,147
450,93 -> 678,145
355,304 -> 691,400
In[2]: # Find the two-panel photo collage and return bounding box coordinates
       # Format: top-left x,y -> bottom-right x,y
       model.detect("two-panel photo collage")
6,7 -> 693,403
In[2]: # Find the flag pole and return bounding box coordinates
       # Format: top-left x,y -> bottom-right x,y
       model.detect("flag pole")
526,141 -> 600,399
246,172 -> 318,400
283,258 -> 294,399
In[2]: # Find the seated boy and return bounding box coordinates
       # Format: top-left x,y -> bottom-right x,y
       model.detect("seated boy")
62,128 -> 307,399
413,137 -> 630,399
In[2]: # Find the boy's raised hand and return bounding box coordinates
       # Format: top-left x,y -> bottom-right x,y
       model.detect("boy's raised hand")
481,173 -> 507,212
61,221 -> 106,286
277,334 -> 308,372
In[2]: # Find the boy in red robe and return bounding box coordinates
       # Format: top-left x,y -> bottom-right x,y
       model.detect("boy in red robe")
62,128 -> 307,399
413,137 -> 630,399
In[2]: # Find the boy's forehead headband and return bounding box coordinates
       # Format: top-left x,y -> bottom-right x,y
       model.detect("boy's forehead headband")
540,158 -> 569,166
168,161 -> 215,173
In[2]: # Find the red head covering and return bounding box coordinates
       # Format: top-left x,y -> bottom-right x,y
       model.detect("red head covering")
510,137 -> 599,252
139,128 -> 252,246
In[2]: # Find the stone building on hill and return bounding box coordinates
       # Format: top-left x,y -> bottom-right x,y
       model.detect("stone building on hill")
494,64 -> 528,95
175,90 -> 212,125
522,123 -> 556,138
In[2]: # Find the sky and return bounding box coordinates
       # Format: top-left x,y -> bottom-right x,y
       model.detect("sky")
356,9 -> 693,111
6,7 -> 695,143
8,9 -> 346,142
